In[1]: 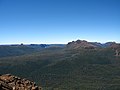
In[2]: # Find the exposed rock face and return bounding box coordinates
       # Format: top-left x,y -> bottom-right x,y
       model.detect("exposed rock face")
115,49 -> 120,56
104,42 -> 117,47
107,43 -> 120,56
109,43 -> 120,49
67,40 -> 97,49
0,74 -> 42,90
115,47 -> 120,56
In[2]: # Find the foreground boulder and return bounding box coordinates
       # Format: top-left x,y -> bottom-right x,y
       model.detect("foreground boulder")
0,74 -> 42,90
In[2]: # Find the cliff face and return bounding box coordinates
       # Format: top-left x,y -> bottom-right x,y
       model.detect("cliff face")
67,40 -> 97,49
0,74 -> 42,90
115,47 -> 120,56
108,43 -> 120,56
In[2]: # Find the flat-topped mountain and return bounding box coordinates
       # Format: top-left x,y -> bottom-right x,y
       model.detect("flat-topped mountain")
67,40 -> 97,49
67,40 -> 120,49
0,40 -> 120,90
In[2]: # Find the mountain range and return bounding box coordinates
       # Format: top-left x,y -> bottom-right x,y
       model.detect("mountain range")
0,40 -> 120,90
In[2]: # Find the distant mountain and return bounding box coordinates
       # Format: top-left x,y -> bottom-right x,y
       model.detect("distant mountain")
108,42 -> 120,49
0,44 -> 65,58
0,45 -> 42,58
67,40 -> 98,49
91,42 -> 103,47
29,44 -> 50,48
0,42 -> 120,90
67,40 -> 120,49
46,44 -> 66,48
0,40 -> 120,89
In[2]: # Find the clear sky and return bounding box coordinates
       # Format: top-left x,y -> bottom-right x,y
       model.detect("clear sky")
0,0 -> 120,44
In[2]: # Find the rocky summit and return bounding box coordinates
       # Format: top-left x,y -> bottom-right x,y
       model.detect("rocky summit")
67,40 -> 97,49
0,74 -> 42,90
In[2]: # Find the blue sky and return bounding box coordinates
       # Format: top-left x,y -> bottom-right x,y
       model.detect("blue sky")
0,0 -> 120,44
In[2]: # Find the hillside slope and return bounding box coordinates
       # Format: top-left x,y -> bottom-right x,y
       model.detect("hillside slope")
0,40 -> 120,90
0,45 -> 43,58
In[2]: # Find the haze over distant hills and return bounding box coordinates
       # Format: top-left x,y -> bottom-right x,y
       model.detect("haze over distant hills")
0,40 -> 119,58
0,0 -> 119,89
0,39 -> 120,90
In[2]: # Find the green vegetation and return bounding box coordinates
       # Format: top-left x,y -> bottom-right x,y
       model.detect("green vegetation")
0,45 -> 43,58
0,46 -> 120,90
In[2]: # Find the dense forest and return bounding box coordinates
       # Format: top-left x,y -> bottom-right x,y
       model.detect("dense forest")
0,40 -> 120,90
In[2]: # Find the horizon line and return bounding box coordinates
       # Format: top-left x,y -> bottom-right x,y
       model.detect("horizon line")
0,40 -> 119,45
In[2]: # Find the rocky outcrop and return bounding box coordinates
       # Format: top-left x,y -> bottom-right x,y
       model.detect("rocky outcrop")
108,42 -> 120,49
67,40 -> 97,49
107,43 -> 120,56
115,49 -> 120,56
0,74 -> 42,90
